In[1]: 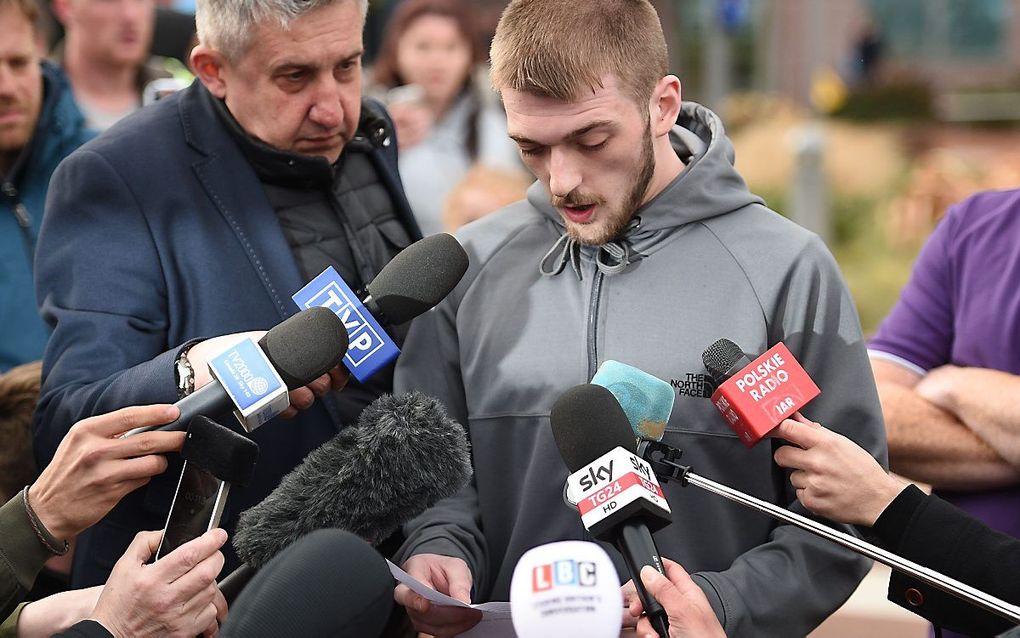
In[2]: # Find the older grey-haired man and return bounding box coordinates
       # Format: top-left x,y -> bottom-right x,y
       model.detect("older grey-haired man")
33,0 -> 421,587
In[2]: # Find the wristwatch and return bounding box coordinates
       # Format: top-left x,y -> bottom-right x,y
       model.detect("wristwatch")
175,344 -> 196,399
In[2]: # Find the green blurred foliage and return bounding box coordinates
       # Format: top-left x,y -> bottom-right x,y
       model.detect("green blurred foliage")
755,188 -> 924,336
833,82 -> 936,122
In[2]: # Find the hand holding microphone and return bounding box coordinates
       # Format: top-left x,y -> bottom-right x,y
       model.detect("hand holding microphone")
187,331 -> 348,421
626,559 -> 725,638
772,415 -> 908,527
125,307 -> 350,437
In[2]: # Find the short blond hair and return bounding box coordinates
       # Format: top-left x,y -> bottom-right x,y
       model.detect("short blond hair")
490,0 -> 668,107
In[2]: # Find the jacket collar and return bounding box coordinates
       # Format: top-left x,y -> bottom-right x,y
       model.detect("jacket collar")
178,81 -> 307,322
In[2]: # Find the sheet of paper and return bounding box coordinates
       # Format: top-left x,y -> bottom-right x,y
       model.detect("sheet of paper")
387,560 -> 515,637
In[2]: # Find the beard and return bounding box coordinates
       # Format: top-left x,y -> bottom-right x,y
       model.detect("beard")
559,123 -> 656,246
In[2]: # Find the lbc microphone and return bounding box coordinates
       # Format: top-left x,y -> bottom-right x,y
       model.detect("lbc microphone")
125,306 -> 349,436
591,360 -> 675,443
219,391 -> 472,600
702,339 -> 820,447
510,540 -> 623,638
293,233 -> 469,383
220,529 -> 394,638
551,384 -> 671,638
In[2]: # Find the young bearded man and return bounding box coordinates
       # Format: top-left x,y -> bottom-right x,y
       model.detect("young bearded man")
390,1 -> 887,636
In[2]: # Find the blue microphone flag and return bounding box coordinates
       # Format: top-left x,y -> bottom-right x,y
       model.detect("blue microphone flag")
292,267 -> 400,383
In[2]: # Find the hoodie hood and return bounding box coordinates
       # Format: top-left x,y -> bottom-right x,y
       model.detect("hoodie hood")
528,101 -> 762,236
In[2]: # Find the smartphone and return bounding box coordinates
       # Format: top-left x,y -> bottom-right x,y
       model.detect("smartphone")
154,461 -> 229,561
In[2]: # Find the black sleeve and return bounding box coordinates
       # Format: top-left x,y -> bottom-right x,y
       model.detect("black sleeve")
873,485 -> 1020,636
52,620 -> 114,638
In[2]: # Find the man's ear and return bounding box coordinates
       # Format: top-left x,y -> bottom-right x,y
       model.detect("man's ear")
650,75 -> 682,137
190,45 -> 228,98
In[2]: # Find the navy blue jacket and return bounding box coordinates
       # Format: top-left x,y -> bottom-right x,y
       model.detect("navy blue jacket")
0,62 -> 93,371
34,81 -> 419,586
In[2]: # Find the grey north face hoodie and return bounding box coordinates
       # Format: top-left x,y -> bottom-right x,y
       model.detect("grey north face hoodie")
394,103 -> 887,637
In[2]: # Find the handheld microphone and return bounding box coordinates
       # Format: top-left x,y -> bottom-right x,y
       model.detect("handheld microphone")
509,541 -> 623,638
591,360 -> 675,442
125,307 -> 349,436
293,233 -> 469,383
219,391 -> 472,600
702,339 -> 820,447
155,416 -> 259,560
220,529 -> 394,638
550,384 -> 671,638
361,232 -> 469,325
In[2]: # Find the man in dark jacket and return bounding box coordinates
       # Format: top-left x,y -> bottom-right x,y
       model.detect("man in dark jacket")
34,0 -> 420,587
0,0 -> 94,372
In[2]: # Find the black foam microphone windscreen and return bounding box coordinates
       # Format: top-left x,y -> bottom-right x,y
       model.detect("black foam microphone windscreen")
258,306 -> 349,389
220,529 -> 394,638
365,233 -> 469,324
550,383 -> 637,472
232,391 -> 472,568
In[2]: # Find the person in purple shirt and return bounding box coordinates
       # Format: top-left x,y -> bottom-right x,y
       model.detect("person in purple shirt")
869,188 -> 1020,637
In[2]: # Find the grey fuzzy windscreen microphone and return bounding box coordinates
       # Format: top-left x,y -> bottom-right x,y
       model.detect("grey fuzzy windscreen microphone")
702,338 -> 752,386
550,384 -> 636,473
232,391 -> 472,569
365,233 -> 469,324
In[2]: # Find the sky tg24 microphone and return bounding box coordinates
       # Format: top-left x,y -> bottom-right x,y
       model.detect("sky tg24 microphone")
551,383 -> 672,638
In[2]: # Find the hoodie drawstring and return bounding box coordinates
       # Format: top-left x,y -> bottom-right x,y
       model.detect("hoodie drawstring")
539,218 -> 641,280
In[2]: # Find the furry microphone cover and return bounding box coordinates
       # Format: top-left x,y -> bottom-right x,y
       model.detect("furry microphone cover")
233,392 -> 472,568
